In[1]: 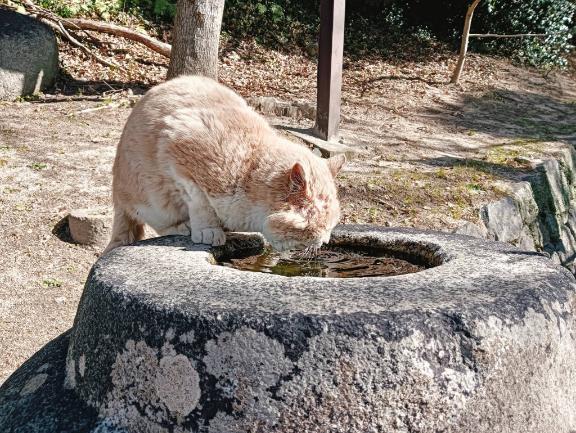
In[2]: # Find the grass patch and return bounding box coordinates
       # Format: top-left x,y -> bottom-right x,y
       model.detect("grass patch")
340,163 -> 506,226
42,278 -> 62,288
29,162 -> 48,171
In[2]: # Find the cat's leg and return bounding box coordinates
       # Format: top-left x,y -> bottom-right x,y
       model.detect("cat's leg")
103,207 -> 145,254
156,220 -> 191,237
182,184 -> 226,246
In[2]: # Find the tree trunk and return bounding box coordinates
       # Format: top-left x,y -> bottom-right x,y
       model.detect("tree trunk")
167,0 -> 225,80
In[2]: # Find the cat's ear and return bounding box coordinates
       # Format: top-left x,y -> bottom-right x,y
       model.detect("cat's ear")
327,154 -> 346,177
289,162 -> 308,199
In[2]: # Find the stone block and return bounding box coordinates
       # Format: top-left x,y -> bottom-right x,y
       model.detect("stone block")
481,197 -> 523,243
507,181 -> 540,224
540,159 -> 570,215
515,226 -> 537,251
452,221 -> 488,239
2,226 -> 576,432
0,10 -> 58,100
67,208 -> 112,246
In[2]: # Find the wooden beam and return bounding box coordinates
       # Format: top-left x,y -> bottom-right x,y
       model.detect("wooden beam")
315,0 -> 345,142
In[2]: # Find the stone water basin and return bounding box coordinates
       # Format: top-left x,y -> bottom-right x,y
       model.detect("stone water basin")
1,225 -> 576,432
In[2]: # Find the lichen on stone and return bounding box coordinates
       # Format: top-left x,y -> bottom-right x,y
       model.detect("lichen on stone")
98,339 -> 201,432
204,327 -> 293,432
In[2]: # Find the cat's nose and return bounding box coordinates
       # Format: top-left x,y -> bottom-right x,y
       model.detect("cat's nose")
321,233 -> 331,244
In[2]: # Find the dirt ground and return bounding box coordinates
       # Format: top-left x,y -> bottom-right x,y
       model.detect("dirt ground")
1,38 -> 575,383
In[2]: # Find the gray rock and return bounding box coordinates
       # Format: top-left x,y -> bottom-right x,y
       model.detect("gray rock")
539,159 -> 570,215
480,197 -> 524,243
515,226 -> 536,251
452,221 -> 488,239
2,226 -> 576,432
0,10 -> 58,100
507,181 -> 539,224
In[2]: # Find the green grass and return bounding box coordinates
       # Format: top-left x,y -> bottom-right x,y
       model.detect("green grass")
29,162 -> 47,171
42,278 -> 62,288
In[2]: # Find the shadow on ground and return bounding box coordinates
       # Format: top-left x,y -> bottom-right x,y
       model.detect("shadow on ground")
425,89 -> 576,143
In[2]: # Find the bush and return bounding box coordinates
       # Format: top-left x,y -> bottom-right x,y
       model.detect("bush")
222,0 -> 319,50
473,0 -> 576,68
35,0 -> 576,67
381,0 -> 575,67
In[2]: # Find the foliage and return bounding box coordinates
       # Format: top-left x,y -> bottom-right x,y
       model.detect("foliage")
34,0 -> 576,67
221,0 -> 319,50
475,0 -> 576,68
391,0 -> 575,68
38,0 -> 122,20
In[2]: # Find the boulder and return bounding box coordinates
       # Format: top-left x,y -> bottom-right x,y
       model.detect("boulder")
0,9 -> 58,100
1,226 -> 576,432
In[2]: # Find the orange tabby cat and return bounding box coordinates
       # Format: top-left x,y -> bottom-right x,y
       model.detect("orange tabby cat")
103,76 -> 345,254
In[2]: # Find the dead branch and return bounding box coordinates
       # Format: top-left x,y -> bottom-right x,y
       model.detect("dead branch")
10,0 -> 126,70
56,20 -> 125,70
13,0 -> 170,71
64,19 -> 171,57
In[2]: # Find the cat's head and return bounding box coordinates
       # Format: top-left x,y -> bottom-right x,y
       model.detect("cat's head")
263,154 -> 346,252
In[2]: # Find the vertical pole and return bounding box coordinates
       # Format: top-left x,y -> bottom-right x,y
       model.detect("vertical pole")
315,0 -> 345,142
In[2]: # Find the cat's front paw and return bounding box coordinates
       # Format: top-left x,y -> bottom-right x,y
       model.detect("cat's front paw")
191,227 -> 226,246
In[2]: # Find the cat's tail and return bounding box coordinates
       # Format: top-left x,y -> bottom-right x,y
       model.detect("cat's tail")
102,207 -> 145,255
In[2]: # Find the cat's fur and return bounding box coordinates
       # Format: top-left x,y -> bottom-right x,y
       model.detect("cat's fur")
104,75 -> 345,254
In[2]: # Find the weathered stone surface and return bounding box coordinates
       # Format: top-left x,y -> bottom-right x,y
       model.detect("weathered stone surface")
506,181 -> 540,224
537,159 -> 570,216
1,226 -> 576,432
480,197 -> 523,243
452,221 -> 488,239
0,10 -> 58,100
516,226 -> 537,251
68,208 -> 112,246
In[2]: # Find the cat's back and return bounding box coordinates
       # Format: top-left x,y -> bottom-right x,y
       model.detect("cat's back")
139,75 -> 246,118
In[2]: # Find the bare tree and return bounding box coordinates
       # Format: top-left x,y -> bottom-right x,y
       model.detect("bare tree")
167,0 -> 226,80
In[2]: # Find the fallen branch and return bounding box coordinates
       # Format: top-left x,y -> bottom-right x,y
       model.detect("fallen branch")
55,20 -> 125,70
64,19 -> 171,58
70,102 -> 121,115
12,0 -> 170,71
9,0 -> 125,70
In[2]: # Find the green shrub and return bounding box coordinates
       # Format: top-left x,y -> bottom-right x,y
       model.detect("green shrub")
474,0 -> 576,68
222,1 -> 319,50
394,0 -> 575,68
35,0 -> 575,67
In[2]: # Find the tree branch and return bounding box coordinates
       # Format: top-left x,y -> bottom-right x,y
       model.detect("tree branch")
469,33 -> 547,39
63,19 -> 171,58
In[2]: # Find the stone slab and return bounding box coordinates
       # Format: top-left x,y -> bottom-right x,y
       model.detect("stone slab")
283,126 -> 362,158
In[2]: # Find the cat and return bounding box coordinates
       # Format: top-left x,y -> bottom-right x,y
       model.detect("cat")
103,75 -> 345,255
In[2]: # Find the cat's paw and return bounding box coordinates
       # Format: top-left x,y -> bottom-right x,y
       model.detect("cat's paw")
191,227 -> 226,246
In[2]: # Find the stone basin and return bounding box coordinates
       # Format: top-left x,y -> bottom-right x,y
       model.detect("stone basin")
1,225 -> 576,432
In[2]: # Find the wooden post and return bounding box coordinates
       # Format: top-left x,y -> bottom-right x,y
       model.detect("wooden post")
451,0 -> 482,84
315,0 -> 345,142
